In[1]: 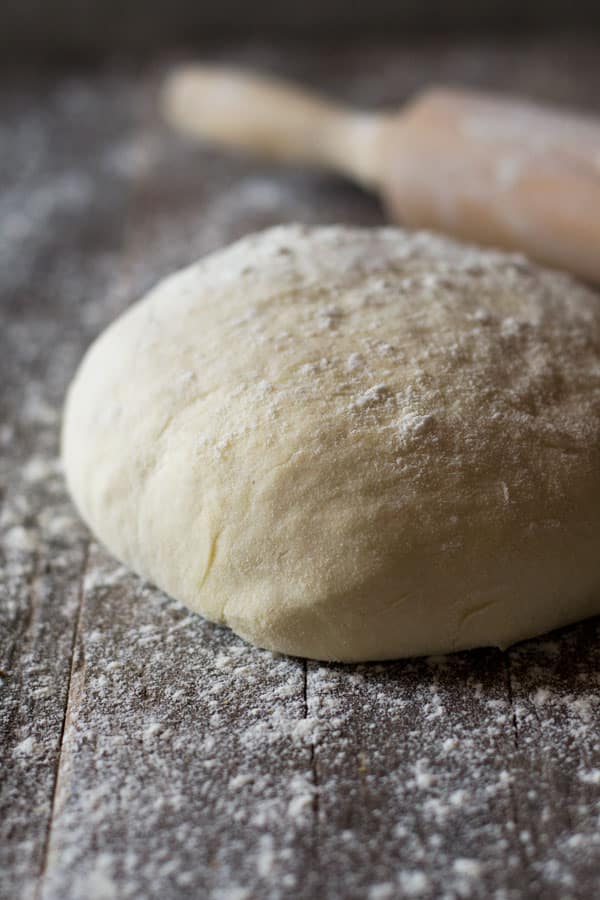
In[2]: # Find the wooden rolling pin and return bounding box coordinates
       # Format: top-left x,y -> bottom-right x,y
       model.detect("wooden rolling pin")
162,66 -> 600,284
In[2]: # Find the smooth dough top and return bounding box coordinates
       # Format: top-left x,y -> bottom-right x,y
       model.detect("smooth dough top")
62,225 -> 600,661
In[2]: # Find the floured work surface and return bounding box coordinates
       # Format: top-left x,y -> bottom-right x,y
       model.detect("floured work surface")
2,40 -> 600,900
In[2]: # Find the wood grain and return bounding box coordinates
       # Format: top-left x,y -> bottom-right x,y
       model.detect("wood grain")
1,40 -> 600,900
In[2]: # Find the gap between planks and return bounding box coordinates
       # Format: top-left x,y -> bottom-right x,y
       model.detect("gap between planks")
303,660 -> 321,846
35,541 -> 90,900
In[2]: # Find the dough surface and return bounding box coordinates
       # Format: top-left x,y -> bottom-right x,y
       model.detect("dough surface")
62,225 -> 600,661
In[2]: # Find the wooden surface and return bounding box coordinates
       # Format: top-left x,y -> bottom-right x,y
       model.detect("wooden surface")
2,39 -> 600,900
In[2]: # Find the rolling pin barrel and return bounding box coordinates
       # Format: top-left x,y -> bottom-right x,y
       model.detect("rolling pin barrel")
383,88 -> 600,283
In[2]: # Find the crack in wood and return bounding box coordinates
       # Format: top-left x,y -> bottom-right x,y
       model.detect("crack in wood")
35,540 -> 90,900
504,653 -> 531,874
505,654 -> 519,753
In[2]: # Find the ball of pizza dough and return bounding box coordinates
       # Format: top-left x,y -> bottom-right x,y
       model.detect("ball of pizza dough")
62,225 -> 600,661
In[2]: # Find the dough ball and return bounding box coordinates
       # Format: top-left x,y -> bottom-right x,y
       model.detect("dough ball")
62,225 -> 600,661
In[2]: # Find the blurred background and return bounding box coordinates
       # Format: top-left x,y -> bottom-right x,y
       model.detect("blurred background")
2,1 -> 600,319
2,0 -> 600,60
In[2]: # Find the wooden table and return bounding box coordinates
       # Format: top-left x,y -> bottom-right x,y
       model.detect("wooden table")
2,39 -> 600,900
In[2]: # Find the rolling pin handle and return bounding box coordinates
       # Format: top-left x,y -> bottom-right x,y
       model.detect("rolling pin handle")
162,65 -> 389,188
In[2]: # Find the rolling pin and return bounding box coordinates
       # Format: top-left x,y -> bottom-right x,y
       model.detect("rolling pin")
162,66 -> 600,285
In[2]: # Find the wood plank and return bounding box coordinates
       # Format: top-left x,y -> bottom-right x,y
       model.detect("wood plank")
306,653 -> 522,898
0,73 -> 129,900
308,632 -> 600,899
40,543 -> 315,900
0,314 -> 90,899
0,483 -> 87,900
506,626 -> 600,895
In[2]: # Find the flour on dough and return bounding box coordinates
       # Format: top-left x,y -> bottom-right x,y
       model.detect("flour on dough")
62,225 -> 600,661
